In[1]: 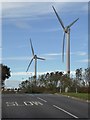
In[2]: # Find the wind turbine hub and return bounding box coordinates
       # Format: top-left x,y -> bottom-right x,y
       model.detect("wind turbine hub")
64,27 -> 70,33
34,55 -> 37,59
64,27 -> 69,33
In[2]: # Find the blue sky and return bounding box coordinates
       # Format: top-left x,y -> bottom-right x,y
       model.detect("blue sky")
1,2 -> 88,88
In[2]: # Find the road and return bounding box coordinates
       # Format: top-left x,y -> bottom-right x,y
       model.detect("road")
2,93 -> 89,120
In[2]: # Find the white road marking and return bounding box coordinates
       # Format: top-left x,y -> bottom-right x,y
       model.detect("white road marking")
24,101 -> 43,106
53,105 -> 78,119
24,101 -> 33,106
15,102 -> 25,106
6,102 -> 16,106
37,97 -> 47,103
6,101 -> 43,107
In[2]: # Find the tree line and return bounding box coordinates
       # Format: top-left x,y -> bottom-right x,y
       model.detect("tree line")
19,68 -> 90,93
0,63 -> 90,93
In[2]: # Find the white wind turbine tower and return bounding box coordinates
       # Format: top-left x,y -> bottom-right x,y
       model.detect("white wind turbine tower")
52,6 -> 79,75
26,39 -> 45,85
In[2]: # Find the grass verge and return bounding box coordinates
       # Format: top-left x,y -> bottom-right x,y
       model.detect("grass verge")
59,92 -> 90,101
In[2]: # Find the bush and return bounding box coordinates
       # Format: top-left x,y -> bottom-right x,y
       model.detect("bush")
78,87 -> 89,93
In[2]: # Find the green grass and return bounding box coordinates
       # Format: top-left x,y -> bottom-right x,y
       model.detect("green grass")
60,93 -> 90,101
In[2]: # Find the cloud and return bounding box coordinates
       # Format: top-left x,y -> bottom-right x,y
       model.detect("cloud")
44,51 -> 87,57
71,51 -> 87,56
76,59 -> 90,63
82,3 -> 88,11
2,2 -> 88,31
15,21 -> 31,29
2,56 -> 31,61
1,0 -> 53,2
44,53 -> 61,56
5,79 -> 22,88
2,2 -> 53,19
1,0 -> 89,3
10,69 -> 76,78
36,27 -> 61,33
39,51 -> 88,61
41,53 -> 61,60
2,2 -> 87,20
2,44 -> 29,49
2,53 -> 60,62
2,51 -> 87,62
10,71 -> 52,77
11,71 -> 33,76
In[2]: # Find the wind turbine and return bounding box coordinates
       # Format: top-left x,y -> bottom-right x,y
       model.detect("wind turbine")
52,6 -> 79,75
26,39 -> 45,85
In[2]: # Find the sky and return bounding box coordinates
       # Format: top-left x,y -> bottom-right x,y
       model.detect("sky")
1,1 -> 88,88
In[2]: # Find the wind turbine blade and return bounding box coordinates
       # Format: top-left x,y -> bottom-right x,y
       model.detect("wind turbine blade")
62,32 -> 65,62
30,39 -> 34,56
68,18 -> 79,28
26,58 -> 34,72
37,57 -> 45,60
52,6 -> 65,30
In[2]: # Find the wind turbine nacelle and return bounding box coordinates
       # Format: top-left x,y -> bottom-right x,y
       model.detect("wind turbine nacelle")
64,27 -> 70,33
34,55 -> 37,59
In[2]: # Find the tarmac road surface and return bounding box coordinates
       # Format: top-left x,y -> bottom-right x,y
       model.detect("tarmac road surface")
2,94 -> 89,120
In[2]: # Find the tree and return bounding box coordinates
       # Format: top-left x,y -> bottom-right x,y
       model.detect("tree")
38,74 -> 46,87
75,68 -> 83,85
75,68 -> 84,93
60,74 -> 72,92
0,64 -> 11,87
84,67 -> 90,86
19,80 -> 32,93
19,80 -> 30,89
